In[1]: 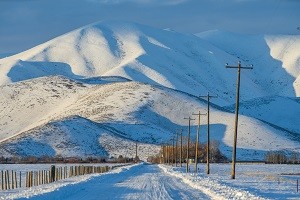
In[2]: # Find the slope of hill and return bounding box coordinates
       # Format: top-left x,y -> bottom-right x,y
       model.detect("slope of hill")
0,116 -> 159,160
197,30 -> 300,96
197,30 -> 300,137
224,96 -> 300,135
0,76 -> 87,142
0,116 -> 108,158
0,76 -> 299,160
1,21 -> 299,106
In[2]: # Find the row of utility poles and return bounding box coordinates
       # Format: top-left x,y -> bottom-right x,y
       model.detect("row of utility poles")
162,92 -> 216,175
161,61 -> 252,179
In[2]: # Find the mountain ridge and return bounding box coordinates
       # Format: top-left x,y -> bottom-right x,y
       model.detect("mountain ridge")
1,21 -> 299,106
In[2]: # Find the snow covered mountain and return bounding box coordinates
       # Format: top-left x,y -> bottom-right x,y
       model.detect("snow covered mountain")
0,76 -> 299,160
197,30 -> 300,135
1,21 -> 299,106
0,21 -> 299,160
224,96 -> 300,136
197,30 -> 300,97
197,31 -> 300,97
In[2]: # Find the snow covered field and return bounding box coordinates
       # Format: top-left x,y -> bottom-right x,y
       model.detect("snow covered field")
162,163 -> 300,200
1,163 -> 299,199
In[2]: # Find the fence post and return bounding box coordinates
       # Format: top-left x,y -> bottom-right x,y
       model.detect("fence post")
50,165 -> 55,182
14,171 -> 17,189
30,171 -> 32,187
35,171 -> 38,186
30,172 -> 32,187
11,171 -> 14,189
4,171 -> 7,190
27,172 -> 29,188
38,171 -> 41,185
19,171 -> 21,188
47,171 -> 49,184
25,172 -> 28,188
7,170 -> 10,190
1,171 -> 3,190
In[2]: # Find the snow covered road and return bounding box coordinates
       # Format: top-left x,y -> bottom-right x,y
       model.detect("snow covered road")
3,163 -> 299,199
18,163 -> 209,200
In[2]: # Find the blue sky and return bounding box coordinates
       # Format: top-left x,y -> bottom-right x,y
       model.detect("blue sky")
0,0 -> 299,54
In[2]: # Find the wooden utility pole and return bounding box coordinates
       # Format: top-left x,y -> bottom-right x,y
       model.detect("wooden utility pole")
180,129 -> 183,167
175,132 -> 179,167
199,92 -> 217,175
167,145 -> 170,165
172,137 -> 175,165
226,61 -> 253,179
184,117 -> 195,173
192,111 -> 207,174
162,145 -> 165,164
135,141 -> 138,162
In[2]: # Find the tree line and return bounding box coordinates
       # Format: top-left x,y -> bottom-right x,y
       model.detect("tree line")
265,151 -> 300,164
148,140 -> 227,164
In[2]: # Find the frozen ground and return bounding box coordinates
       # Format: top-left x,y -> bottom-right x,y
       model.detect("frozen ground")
1,163 -> 299,200
162,163 -> 300,200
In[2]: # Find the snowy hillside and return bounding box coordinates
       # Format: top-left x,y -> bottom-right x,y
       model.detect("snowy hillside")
0,116 -> 159,160
197,30 -> 300,97
224,96 -> 300,135
197,30 -> 300,135
0,116 -> 108,158
0,76 -> 87,142
1,21 -> 299,106
0,76 -> 299,160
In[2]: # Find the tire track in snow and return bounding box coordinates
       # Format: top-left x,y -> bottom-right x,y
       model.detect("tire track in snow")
17,163 -> 209,200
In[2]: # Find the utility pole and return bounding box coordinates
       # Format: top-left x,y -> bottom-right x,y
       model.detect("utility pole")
167,145 -> 170,165
175,132 -> 179,167
172,137 -> 175,166
180,129 -> 183,167
199,92 -> 217,175
163,145 -> 167,164
184,117 -> 195,173
226,61 -> 253,179
135,141 -> 138,162
162,145 -> 165,164
192,111 -> 207,174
